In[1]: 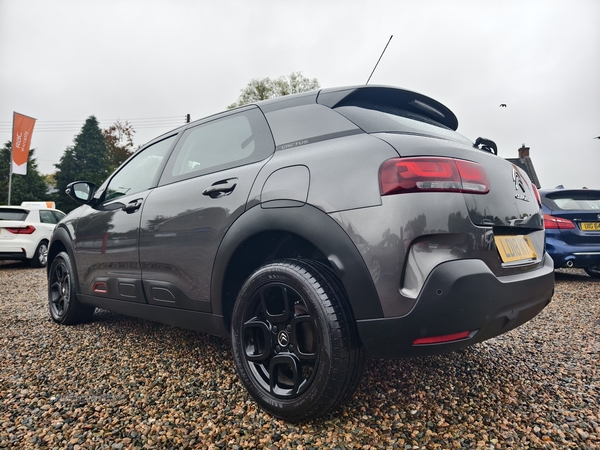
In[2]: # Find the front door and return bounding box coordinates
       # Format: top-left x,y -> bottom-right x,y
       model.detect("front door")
73,134 -> 178,303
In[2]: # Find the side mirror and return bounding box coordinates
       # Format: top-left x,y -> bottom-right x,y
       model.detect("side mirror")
66,181 -> 97,204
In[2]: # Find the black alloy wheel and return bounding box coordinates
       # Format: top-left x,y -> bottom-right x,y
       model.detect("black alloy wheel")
48,251 -> 95,325
231,259 -> 365,422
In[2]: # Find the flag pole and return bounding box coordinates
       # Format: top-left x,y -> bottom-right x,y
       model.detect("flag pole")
7,112 -> 14,205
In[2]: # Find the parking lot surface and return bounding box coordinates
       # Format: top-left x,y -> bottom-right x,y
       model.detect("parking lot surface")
0,261 -> 598,449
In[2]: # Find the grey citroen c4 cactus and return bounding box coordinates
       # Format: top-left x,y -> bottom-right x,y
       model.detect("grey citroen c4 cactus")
47,85 -> 554,421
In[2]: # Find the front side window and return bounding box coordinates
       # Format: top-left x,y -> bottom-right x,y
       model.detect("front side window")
104,135 -> 177,201
160,107 -> 274,185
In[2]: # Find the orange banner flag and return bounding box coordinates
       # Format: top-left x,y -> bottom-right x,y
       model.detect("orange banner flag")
12,112 -> 37,175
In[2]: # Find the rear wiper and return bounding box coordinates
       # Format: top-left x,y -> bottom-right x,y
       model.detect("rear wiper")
474,137 -> 498,155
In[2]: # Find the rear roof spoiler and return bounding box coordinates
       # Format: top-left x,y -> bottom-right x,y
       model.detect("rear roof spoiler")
316,85 -> 459,130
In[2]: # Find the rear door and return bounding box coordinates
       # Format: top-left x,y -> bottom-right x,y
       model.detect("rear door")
139,106 -> 274,312
38,209 -> 61,239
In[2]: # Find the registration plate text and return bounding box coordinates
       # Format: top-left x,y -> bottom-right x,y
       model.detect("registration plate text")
495,235 -> 537,263
581,222 -> 600,231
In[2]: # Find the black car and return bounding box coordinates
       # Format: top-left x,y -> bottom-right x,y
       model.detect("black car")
540,188 -> 600,277
47,85 -> 554,421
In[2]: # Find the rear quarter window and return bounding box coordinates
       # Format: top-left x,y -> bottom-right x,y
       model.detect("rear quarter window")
264,104 -> 360,149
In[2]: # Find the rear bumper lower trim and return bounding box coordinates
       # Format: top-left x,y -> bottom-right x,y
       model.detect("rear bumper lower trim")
357,254 -> 554,358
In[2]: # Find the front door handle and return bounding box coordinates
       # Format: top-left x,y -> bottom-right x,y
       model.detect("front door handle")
123,199 -> 143,214
202,178 -> 238,199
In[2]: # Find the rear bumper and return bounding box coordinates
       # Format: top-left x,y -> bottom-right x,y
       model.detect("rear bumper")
546,238 -> 600,268
357,253 -> 554,358
0,249 -> 28,260
0,241 -> 36,259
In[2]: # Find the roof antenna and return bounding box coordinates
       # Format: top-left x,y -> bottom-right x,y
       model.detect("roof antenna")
366,35 -> 393,85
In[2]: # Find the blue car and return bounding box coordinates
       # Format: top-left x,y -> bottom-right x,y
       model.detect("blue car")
540,188 -> 600,278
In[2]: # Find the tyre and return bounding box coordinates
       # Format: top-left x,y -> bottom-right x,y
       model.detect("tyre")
584,265 -> 600,278
48,251 -> 95,325
231,259 -> 365,422
29,240 -> 49,268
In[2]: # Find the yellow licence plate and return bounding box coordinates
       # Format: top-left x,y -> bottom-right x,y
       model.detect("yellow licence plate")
581,222 -> 600,231
495,235 -> 538,263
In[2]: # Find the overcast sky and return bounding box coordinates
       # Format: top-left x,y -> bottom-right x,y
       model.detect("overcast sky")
1,0 -> 599,189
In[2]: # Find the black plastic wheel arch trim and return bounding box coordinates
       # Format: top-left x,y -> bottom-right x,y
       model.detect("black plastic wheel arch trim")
211,203 -> 383,321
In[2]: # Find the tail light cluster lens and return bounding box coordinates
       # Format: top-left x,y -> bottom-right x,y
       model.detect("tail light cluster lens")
379,157 -> 490,196
543,214 -> 575,230
5,226 -> 36,234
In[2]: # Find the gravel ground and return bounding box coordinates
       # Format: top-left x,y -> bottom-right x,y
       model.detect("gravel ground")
0,261 -> 598,449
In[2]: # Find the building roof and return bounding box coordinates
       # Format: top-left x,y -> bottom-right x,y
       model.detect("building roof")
506,157 -> 541,189
506,145 -> 541,189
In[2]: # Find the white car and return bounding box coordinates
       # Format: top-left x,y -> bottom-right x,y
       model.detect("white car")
0,204 -> 66,267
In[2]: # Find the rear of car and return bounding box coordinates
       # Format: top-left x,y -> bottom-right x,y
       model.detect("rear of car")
540,189 -> 600,277
0,206 -> 66,267
310,86 -> 554,357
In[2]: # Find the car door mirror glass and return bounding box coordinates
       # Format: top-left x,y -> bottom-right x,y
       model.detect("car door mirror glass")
66,181 -> 96,204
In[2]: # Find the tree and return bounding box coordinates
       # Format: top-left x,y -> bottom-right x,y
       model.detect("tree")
0,141 -> 49,206
54,116 -> 111,212
103,119 -> 136,172
228,72 -> 320,108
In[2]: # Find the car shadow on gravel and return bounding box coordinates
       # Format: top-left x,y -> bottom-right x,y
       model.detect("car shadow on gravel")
88,307 -> 536,426
0,260 -> 39,270
555,268 -> 598,282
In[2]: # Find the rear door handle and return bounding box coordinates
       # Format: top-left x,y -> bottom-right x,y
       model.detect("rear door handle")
202,178 -> 238,199
123,199 -> 143,213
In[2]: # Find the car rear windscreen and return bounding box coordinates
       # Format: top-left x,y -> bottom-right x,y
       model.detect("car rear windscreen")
543,192 -> 600,211
0,209 -> 29,220
334,105 -> 473,145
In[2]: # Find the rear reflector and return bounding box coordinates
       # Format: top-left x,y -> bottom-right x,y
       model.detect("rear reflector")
413,330 -> 471,345
93,282 -> 108,293
543,214 -> 575,230
379,157 -> 490,196
5,225 -> 36,234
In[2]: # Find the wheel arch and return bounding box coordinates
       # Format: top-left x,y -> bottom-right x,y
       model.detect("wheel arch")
212,204 -> 383,330
47,226 -> 82,293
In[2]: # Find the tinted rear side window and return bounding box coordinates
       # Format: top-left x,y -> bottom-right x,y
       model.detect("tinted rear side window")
264,104 -> 360,149
52,211 -> 66,222
0,209 -> 28,221
39,210 -> 59,224
543,192 -> 600,211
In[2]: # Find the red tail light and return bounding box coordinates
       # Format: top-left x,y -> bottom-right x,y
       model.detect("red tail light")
5,225 -> 36,234
379,157 -> 490,196
543,214 -> 575,230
